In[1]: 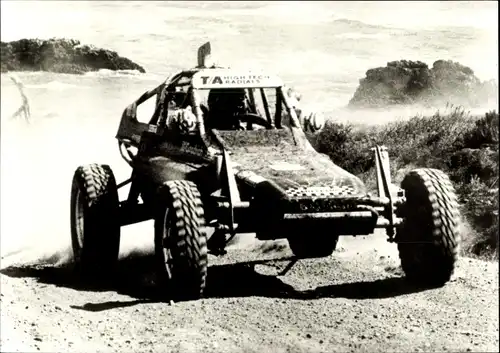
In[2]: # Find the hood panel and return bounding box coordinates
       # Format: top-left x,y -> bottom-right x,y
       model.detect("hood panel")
216,129 -> 367,195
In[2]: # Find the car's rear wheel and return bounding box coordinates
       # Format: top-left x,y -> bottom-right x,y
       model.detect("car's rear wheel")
154,180 -> 208,300
70,164 -> 121,277
397,168 -> 460,287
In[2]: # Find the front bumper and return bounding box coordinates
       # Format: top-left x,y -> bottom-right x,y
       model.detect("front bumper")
230,181 -> 402,239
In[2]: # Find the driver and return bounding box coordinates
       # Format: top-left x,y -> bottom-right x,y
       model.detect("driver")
205,88 -> 251,130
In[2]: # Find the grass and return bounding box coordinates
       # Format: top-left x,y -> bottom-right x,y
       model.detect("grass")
315,106 -> 499,260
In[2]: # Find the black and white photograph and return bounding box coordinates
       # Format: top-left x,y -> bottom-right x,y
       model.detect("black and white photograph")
0,1 -> 498,352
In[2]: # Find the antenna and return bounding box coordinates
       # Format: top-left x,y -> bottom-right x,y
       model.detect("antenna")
197,42 -> 212,68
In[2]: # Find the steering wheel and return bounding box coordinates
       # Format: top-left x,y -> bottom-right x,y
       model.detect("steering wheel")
237,113 -> 273,129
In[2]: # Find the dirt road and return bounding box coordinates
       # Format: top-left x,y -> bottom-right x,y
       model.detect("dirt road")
1,232 -> 498,353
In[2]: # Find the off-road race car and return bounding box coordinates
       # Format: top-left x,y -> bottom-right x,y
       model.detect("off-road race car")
70,42 -> 461,300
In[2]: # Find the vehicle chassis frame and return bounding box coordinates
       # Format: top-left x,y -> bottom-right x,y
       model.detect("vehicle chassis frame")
115,137 -> 406,248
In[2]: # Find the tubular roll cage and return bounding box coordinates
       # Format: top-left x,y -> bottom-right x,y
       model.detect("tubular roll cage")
116,69 -> 301,147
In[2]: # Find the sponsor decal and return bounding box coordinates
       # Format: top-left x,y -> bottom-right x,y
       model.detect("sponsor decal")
192,70 -> 283,88
158,140 -> 205,158
199,75 -> 272,86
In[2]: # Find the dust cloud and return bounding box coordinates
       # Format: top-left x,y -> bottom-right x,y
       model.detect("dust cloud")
326,100 -> 498,127
0,84 -> 156,270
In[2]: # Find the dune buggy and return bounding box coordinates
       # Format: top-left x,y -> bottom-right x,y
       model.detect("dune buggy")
70,43 -> 461,300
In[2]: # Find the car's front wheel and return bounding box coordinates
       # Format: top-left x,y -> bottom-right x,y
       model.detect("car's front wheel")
154,180 -> 208,300
397,168 -> 460,287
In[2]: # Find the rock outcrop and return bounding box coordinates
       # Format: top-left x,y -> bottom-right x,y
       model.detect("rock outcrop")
348,59 -> 497,108
1,38 -> 146,74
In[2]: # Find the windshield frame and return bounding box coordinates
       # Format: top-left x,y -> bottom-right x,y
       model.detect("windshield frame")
191,85 -> 301,137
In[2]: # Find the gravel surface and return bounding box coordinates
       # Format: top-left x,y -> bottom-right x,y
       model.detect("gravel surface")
1,232 -> 498,353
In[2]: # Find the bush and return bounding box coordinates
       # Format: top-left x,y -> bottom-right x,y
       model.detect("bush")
456,177 -> 498,258
316,122 -> 378,175
316,108 -> 499,259
462,110 -> 499,149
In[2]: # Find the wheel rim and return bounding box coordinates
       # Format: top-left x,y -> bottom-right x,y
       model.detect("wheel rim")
162,207 -> 173,279
74,188 -> 85,250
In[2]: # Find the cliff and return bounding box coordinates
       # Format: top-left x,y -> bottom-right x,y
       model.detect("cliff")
1,38 -> 146,74
348,59 -> 497,108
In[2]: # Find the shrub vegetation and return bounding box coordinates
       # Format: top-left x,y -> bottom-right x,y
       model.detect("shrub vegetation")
315,107 -> 499,259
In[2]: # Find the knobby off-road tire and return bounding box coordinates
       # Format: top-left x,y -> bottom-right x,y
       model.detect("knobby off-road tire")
154,180 -> 208,300
397,168 -> 460,287
288,233 -> 339,259
70,164 -> 120,277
